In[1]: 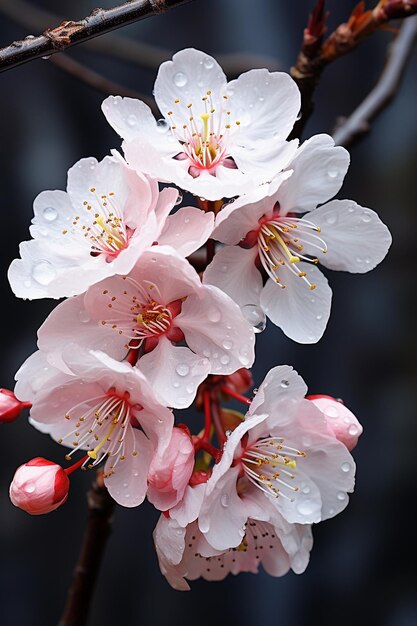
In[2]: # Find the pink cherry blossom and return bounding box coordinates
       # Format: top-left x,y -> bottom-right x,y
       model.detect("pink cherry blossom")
308,395 -> 363,451
154,514 -> 312,590
147,426 -> 195,511
37,246 -> 255,408
14,349 -> 173,507
102,48 -> 300,200
204,134 -> 392,343
198,365 -> 356,551
9,457 -> 70,515
8,154 -> 212,300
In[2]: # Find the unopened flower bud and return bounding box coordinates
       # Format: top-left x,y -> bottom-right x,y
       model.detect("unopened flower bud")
147,428 -> 195,511
0,388 -> 31,424
9,457 -> 70,515
308,395 -> 363,451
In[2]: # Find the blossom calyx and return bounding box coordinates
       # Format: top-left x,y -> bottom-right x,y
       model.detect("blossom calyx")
9,457 -> 70,515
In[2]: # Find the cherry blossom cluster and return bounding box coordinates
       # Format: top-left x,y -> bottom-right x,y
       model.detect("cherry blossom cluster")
2,49 -> 391,589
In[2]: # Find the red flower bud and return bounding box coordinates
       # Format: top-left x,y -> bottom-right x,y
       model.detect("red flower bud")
0,388 -> 31,424
9,457 -> 70,515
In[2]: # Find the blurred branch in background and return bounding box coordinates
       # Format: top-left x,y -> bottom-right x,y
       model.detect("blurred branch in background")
0,0 -> 281,78
333,15 -> 417,148
58,475 -> 116,626
0,0 -> 194,73
290,0 -> 417,139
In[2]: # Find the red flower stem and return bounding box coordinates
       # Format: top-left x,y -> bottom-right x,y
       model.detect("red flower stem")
64,455 -> 89,475
198,440 -> 221,459
210,396 -> 227,446
203,390 -> 212,441
220,385 -> 252,406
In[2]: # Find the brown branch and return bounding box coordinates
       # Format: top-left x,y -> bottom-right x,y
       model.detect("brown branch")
58,475 -> 116,626
50,53 -> 158,112
290,0 -> 417,139
0,0 -> 193,74
0,0 -> 281,78
333,15 -> 417,147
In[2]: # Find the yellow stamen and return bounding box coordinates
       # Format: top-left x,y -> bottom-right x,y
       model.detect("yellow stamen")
200,113 -> 210,143
87,419 -> 118,460
269,226 -> 300,264
96,215 -> 125,248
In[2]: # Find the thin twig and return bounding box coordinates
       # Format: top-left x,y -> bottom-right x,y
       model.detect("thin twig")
0,0 -> 281,78
50,54 -> 156,108
0,0 -> 193,74
290,0 -> 417,139
333,16 -> 417,147
58,476 -> 116,626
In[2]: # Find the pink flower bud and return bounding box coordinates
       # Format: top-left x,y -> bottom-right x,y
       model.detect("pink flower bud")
0,388 -> 31,424
308,395 -> 363,451
147,428 -> 195,511
9,457 -> 70,515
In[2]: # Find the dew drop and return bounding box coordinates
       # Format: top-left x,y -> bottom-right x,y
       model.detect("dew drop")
280,379 -> 290,388
172,381 -> 180,388
175,192 -> 183,206
220,355 -> 230,365
225,429 -> 232,437
325,213 -> 338,225
348,424 -> 358,436
204,58 -> 214,69
122,482 -> 128,488
176,363 -> 190,377
199,517 -> 209,533
127,114 -> 137,127
173,72 -> 187,87
337,491 -> 346,501
296,499 -> 315,516
220,493 -> 230,508
316,313 -> 323,321
133,471 -> 139,477
324,405 -> 339,418
241,304 -> 266,333
42,206 -> 58,222
222,340 -> 233,350
78,310 -> 91,323
124,493 -> 131,499
32,260 -> 56,286
24,279 -> 32,288
239,354 -> 250,366
207,307 -> 221,322
25,482 -> 35,494
327,168 -> 339,178
341,462 -> 351,473
186,383 -> 195,394
356,256 -> 363,264
301,484 -> 310,495
259,96 -> 265,102
361,211 -> 372,223
220,264 -> 228,273
156,118 -> 169,133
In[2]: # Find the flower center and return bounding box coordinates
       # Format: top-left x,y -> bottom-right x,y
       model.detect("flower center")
241,437 -> 306,502
58,391 -> 136,469
168,91 -> 240,176
62,188 -> 130,259
100,278 -> 182,351
257,215 -> 328,290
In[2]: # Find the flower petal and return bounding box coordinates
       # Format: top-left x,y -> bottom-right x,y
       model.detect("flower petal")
137,337 -> 211,409
203,245 -> 262,309
260,264 -> 332,343
158,207 -> 214,256
308,199 -> 392,273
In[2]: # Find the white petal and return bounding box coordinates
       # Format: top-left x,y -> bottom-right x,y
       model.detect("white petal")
231,140 -> 297,180
104,428 -> 152,508
66,156 -> 129,211
260,264 -> 332,343
154,49 -> 227,129
177,284 -> 255,374
137,337 -> 211,409
308,199 -> 392,273
170,483 -> 206,527
203,245 -> 262,309
158,207 -> 214,256
277,134 -> 350,214
226,69 -> 301,143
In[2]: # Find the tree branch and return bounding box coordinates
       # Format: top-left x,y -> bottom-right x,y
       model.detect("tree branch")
0,0 -> 193,74
333,15 -> 417,147
290,0 -> 417,139
58,476 -> 116,626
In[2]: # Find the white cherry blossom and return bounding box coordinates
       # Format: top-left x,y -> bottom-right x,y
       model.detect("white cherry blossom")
102,48 -> 300,200
204,134 -> 392,343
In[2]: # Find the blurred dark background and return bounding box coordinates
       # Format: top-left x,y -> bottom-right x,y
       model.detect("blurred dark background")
1,1 -> 417,625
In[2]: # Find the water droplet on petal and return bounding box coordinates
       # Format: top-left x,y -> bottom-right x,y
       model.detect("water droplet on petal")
316,313 -> 323,321
78,310 -> 91,323
25,482 -> 35,494
324,405 -> 339,418
175,192 -> 183,206
327,168 -> 339,178
199,517 -> 210,533
176,363 -> 190,377
42,206 -> 58,222
220,493 -> 230,508
173,72 -> 187,87
172,381 -> 180,388
325,213 -> 337,225
127,114 -> 137,127
156,118 -> 169,133
24,279 -> 32,288
356,256 -> 362,264
280,379 -> 290,388
242,304 -> 266,333
220,355 -> 230,365
222,340 -> 233,350
207,308 -> 221,323
301,484 -> 310,494
348,424 -> 358,436
186,383 -> 195,394
337,491 -> 346,501
204,58 -> 214,69
341,462 -> 351,473
32,260 -> 56,286
296,499 -> 315,516
361,211 -> 372,223
259,96 -> 265,102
